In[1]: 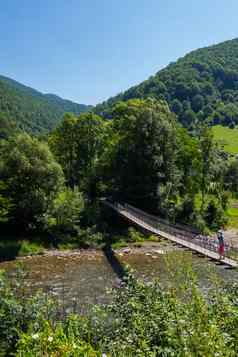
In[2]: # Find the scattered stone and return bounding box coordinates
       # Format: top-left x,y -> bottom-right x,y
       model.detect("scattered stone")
153,249 -> 165,255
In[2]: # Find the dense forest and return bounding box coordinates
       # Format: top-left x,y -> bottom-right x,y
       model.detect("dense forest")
0,100 -> 238,355
96,38 -> 238,130
0,39 -> 238,246
1,38 -> 238,356
0,75 -> 91,133
0,98 -> 237,243
2,38 -> 238,136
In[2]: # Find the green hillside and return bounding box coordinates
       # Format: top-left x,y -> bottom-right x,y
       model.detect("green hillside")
212,125 -> 238,154
0,75 -> 91,133
96,38 -> 238,129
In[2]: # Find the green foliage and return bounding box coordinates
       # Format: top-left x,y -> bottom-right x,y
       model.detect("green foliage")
0,181 -> 13,223
0,269 -> 58,355
95,38 -> 238,129
198,125 -> 215,210
0,133 -> 64,230
97,99 -> 228,229
127,227 -> 145,242
110,228 -> 146,249
226,200 -> 238,229
0,115 -> 18,139
7,260 -> 238,357
106,99 -> 180,215
0,97 -> 234,241
45,186 -> 84,236
204,199 -> 228,230
18,240 -> 45,256
49,112 -> 106,192
16,320 -> 99,356
225,159 -> 238,194
0,239 -> 45,260
0,75 -> 91,134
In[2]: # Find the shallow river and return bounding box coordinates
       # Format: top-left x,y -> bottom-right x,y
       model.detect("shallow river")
1,244 -> 237,314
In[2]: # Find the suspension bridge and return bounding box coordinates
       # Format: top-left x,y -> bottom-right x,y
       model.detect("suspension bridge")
103,199 -> 238,269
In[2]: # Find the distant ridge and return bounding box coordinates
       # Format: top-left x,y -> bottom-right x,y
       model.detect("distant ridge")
0,75 -> 91,133
96,38 -> 238,129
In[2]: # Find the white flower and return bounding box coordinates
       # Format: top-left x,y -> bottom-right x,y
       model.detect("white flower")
32,333 -> 39,340
102,353 -> 107,357
73,343 -> 77,349
48,336 -> 53,342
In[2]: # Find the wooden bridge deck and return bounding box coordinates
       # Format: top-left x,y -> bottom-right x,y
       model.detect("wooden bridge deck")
104,200 -> 238,269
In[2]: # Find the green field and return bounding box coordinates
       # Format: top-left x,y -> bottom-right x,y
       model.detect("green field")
212,125 -> 238,154
227,200 -> 238,228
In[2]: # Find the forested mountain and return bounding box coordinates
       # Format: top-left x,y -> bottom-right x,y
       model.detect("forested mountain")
0,75 -> 91,133
96,38 -> 238,129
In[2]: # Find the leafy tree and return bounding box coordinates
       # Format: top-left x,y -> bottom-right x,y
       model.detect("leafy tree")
192,94 -> 205,112
198,126 -> 215,211
176,128 -> 201,216
49,113 -> 78,188
50,112 -> 105,193
225,159 -> 238,194
108,99 -> 180,216
0,181 -> 13,223
0,115 -> 17,139
181,109 -> 196,127
204,199 -> 227,229
45,186 -> 84,235
0,134 -> 64,230
171,99 -> 183,115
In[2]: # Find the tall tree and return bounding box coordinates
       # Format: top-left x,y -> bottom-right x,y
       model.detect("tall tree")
49,113 -> 78,188
49,112 -> 105,193
109,99 -> 180,216
198,126 -> 215,211
0,134 -> 64,230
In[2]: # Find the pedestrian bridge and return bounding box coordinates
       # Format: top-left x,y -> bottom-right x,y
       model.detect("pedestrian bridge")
102,199 -> 238,269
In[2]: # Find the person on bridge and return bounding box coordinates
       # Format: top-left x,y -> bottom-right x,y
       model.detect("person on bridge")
217,229 -> 225,260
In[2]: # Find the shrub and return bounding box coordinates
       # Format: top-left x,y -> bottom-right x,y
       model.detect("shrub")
204,200 -> 228,230
44,187 -> 84,238
2,256 -> 238,356
14,266 -> 238,357
0,269 -> 57,355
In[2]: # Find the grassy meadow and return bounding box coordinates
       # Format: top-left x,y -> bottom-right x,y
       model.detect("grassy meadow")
227,199 -> 238,229
212,125 -> 238,155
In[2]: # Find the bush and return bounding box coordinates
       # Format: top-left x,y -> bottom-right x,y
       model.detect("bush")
204,200 -> 227,230
1,256 -> 238,356
44,187 -> 84,239
14,264 -> 238,357
0,269 -> 58,355
127,227 -> 145,242
16,320 -> 98,357
18,241 -> 44,256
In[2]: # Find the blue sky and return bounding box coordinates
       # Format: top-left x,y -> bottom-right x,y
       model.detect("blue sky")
1,0 -> 238,105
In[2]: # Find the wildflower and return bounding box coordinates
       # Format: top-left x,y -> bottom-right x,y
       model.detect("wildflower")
48,336 -> 53,342
32,333 -> 39,340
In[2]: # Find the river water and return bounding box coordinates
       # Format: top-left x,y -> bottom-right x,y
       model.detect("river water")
1,244 -> 237,314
